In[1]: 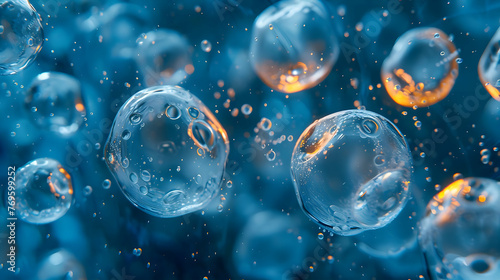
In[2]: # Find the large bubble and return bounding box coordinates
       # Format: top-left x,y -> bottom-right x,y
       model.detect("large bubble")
381,27 -> 458,107
419,177 -> 500,280
14,158 -> 73,224
104,85 -> 229,218
0,0 -> 44,75
24,72 -> 86,136
249,0 -> 339,93
136,29 -> 192,86
291,109 -> 412,236
478,26 -> 500,101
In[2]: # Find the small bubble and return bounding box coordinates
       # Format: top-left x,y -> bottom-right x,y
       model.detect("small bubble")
102,179 -> 111,189
241,104 -> 253,116
415,121 -> 422,128
166,105 -> 181,120
83,186 -> 93,196
129,113 -> 142,124
141,170 -> 151,182
259,118 -> 272,131
317,233 -> 324,240
200,40 -> 212,52
226,180 -> 233,188
217,204 -> 223,212
139,186 -> 148,195
266,149 -> 276,161
456,58 -> 463,64
434,33 -> 440,38
133,248 -> 142,256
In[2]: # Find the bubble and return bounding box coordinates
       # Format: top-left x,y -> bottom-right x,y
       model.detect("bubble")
317,233 -> 324,240
419,177 -> 500,280
104,86 -> 229,217
102,179 -> 111,190
241,104 -> 253,115
217,204 -> 224,212
200,39 -> 212,52
24,72 -> 85,136
13,158 -> 73,224
266,149 -> 276,161
37,250 -> 87,280
249,0 -> 339,93
259,118 -> 272,131
479,27 -> 500,100
133,248 -> 142,256
291,110 -> 412,236
382,28 -> 458,107
83,186 -> 93,196
226,180 -> 233,188
0,0 -> 44,75
136,29 -> 192,86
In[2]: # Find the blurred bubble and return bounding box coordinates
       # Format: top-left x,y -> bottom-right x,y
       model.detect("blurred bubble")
0,0 -> 44,75
420,177 -> 500,280
24,72 -> 85,136
102,179 -> 111,190
233,211 -> 308,280
241,104 -> 253,115
14,158 -> 73,224
200,39 -> 212,52
37,249 -> 87,280
479,26 -> 500,101
291,110 -> 412,235
136,29 -> 192,86
104,85 -> 229,217
250,0 -> 339,93
382,27 -> 458,107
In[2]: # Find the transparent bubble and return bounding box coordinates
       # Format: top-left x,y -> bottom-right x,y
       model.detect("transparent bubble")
200,39 -> 212,52
249,0 -> 339,93
0,0 -> 44,75
419,177 -> 500,280
136,29 -> 192,86
104,85 -> 229,217
382,27 -> 458,107
13,158 -> 73,224
241,104 -> 253,115
479,27 -> 500,101
24,72 -> 85,136
37,249 -> 87,280
291,110 -> 412,236
102,179 -> 111,190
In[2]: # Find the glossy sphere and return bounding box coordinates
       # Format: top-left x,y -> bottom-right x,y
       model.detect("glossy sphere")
291,110 -> 412,236
24,72 -> 85,136
250,0 -> 339,93
479,27 -> 500,100
0,0 -> 43,75
104,85 -> 229,217
419,177 -> 500,280
381,27 -> 458,107
136,29 -> 192,86
15,158 -> 73,224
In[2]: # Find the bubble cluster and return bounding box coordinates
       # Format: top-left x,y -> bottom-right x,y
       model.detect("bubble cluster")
382,27 -> 459,107
104,85 -> 229,217
24,72 -> 86,136
420,177 -> 500,280
136,29 -> 192,86
14,158 -> 73,224
250,0 -> 339,93
0,0 -> 44,75
291,110 -> 412,235
478,26 -> 500,100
